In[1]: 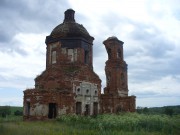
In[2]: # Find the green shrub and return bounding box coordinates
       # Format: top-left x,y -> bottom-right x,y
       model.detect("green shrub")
164,107 -> 174,116
14,110 -> 23,116
0,106 -> 11,118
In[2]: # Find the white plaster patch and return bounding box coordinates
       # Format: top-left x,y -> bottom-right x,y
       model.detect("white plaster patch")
30,103 -> 48,116
58,106 -> 69,115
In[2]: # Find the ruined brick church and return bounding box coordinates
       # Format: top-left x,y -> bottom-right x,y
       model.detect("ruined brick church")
23,9 -> 136,120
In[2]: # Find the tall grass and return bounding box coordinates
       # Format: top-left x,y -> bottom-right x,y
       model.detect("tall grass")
0,113 -> 179,135
57,113 -> 180,134
0,115 -> 23,123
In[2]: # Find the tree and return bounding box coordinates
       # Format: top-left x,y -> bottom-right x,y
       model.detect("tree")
14,110 -> 23,116
143,107 -> 149,114
0,106 -> 11,117
164,107 -> 174,116
136,106 -> 143,114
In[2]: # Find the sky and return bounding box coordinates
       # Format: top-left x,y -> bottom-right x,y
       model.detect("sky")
0,0 -> 180,107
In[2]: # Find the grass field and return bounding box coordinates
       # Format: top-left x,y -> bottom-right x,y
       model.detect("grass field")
0,113 -> 180,135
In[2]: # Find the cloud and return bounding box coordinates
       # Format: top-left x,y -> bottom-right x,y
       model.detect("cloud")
0,0 -> 70,46
129,75 -> 180,99
0,0 -> 72,104
0,0 -> 180,107
0,0 -> 71,91
126,35 -> 180,83
137,96 -> 180,107
0,33 -> 46,90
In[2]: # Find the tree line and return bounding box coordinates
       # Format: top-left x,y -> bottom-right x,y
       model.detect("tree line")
0,106 -> 23,117
0,105 -> 179,118
136,105 -> 180,116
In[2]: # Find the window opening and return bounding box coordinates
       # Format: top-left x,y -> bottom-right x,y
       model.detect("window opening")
107,48 -> 111,59
85,104 -> 90,116
52,51 -> 56,64
95,90 -> 97,95
49,44 -> 57,64
26,102 -> 30,116
117,49 -> 121,58
67,49 -> 77,62
93,102 -> 98,116
84,50 -> 89,64
77,88 -> 80,92
68,49 -> 74,62
76,102 -> 82,115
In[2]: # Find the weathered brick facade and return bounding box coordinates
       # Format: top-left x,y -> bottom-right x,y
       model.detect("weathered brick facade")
23,9 -> 136,120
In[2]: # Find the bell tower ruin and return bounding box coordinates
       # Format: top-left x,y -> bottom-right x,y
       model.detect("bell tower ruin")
101,36 -> 136,113
104,36 -> 128,96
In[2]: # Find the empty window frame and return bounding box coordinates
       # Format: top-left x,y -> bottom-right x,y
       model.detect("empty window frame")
107,48 -> 111,59
67,49 -> 77,62
84,50 -> 89,64
52,51 -> 57,64
49,44 -> 57,64
117,49 -> 121,58
93,102 -> 98,115
26,102 -> 30,116
76,102 -> 82,115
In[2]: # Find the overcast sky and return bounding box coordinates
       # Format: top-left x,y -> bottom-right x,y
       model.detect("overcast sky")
0,0 -> 180,107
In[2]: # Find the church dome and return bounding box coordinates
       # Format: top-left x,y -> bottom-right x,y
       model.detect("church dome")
50,9 -> 92,40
